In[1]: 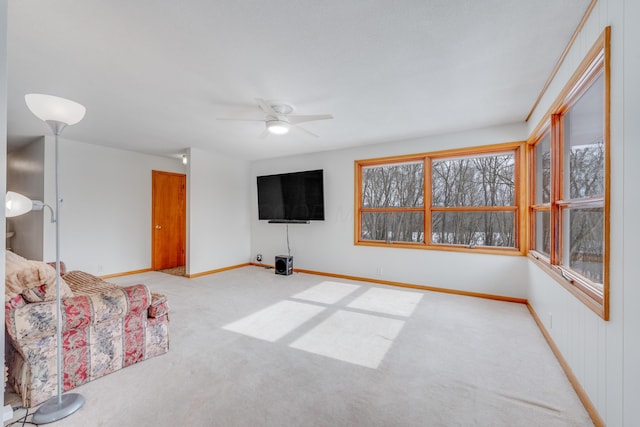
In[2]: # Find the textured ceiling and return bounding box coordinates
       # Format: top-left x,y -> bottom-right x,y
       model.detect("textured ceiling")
6,0 -> 591,160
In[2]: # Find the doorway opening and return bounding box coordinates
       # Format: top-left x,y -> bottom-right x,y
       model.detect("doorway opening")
152,170 -> 186,276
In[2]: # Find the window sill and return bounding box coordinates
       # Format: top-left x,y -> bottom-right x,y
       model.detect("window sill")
528,252 -> 607,320
355,240 -> 524,256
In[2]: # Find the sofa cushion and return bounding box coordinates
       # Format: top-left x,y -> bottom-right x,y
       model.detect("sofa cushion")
89,288 -> 133,323
6,284 -> 150,341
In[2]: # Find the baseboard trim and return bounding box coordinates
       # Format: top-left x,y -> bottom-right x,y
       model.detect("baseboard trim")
292,267 -> 528,304
526,303 -> 605,427
100,268 -> 153,279
99,263 -> 251,280
186,263 -> 250,278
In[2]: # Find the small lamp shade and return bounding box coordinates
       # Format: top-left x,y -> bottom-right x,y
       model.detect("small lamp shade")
25,94 -> 86,125
6,191 -> 34,217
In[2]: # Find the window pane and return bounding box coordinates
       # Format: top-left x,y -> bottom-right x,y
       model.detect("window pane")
361,212 -> 424,242
534,210 -> 550,257
535,134 -> 551,204
564,73 -> 605,199
431,211 -> 515,247
562,207 -> 604,286
362,162 -> 424,208
432,154 -> 515,207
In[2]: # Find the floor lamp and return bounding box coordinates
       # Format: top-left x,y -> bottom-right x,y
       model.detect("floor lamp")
24,94 -> 87,424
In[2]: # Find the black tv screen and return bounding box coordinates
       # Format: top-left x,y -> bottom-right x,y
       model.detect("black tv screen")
257,169 -> 325,222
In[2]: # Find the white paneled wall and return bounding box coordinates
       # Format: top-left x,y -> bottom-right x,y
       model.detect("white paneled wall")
622,0 -> 640,424
526,0 -> 639,425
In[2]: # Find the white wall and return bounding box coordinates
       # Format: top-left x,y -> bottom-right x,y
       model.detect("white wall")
1,0 -> 8,407
7,137 -> 253,277
6,138 -> 45,259
40,137 -> 186,275
250,123 -> 531,299
526,0 -> 639,425
187,147 -> 251,275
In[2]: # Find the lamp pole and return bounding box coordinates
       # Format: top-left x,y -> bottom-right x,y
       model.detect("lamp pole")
25,94 -> 86,424
51,120 -> 65,410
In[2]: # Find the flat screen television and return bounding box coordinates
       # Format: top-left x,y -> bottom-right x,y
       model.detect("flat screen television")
257,169 -> 325,223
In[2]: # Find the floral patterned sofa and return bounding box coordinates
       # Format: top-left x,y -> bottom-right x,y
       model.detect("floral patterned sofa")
4,251 -> 169,407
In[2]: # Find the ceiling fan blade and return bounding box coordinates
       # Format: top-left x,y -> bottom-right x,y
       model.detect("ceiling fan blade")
217,118 -> 264,122
292,125 -> 319,138
255,98 -> 278,117
287,114 -> 333,125
259,128 -> 270,139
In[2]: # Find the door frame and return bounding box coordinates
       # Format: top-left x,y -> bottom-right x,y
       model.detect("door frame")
151,170 -> 186,270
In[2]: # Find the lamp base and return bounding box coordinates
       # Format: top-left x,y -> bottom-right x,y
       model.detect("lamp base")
32,393 -> 85,424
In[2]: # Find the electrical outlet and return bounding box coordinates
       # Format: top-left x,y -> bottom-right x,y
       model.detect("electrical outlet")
97,264 -> 104,273
256,254 -> 263,262
376,267 -> 383,276
548,313 -> 553,329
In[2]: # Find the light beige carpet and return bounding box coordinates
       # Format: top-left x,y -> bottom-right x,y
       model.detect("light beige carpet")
4,267 -> 593,426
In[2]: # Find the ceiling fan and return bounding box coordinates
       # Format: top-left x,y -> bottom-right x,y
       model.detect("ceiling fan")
217,98 -> 333,138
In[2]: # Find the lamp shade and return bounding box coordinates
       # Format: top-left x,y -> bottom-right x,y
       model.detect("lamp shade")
25,94 -> 86,125
266,120 -> 290,135
5,191 -> 34,217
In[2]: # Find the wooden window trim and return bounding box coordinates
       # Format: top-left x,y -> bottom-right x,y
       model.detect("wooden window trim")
528,125 -> 552,257
431,206 -> 518,213
355,141 -> 526,256
527,27 -> 610,320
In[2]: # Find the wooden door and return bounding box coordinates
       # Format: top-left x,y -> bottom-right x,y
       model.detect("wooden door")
152,170 -> 186,270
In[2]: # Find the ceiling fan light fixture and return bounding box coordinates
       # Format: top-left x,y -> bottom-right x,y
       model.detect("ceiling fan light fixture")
266,120 -> 290,135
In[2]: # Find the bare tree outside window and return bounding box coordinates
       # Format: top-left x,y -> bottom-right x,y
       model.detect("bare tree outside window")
535,211 -> 551,257
564,207 -> 604,285
535,134 -> 551,205
432,154 -> 514,207
362,162 -> 424,208
357,146 -> 521,251
361,162 -> 424,242
532,133 -> 551,257
559,73 -> 606,286
431,153 -> 516,248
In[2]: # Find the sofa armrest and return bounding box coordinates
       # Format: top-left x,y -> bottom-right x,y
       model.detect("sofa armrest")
148,292 -> 169,318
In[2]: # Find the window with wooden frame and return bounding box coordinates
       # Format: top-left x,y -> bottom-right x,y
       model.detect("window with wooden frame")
528,27 -> 610,319
355,142 -> 525,255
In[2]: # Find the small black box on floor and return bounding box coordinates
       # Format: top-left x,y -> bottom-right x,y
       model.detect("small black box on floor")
275,255 -> 293,276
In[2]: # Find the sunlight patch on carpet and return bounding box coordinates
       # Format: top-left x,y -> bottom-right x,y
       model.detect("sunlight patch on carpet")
290,310 -> 405,369
347,287 -> 423,317
292,281 -> 361,304
222,301 -> 325,342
